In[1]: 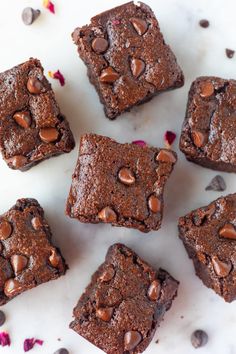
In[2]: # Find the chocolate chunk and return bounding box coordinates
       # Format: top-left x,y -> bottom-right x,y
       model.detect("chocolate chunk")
10,255 -> 28,274
199,19 -> 209,28
39,128 -> 59,143
118,167 -> 135,185
0,311 -> 6,327
92,38 -> 109,54
13,111 -> 31,128
99,265 -> 115,282
99,67 -> 119,84
226,48 -> 235,59
0,221 -> 12,240
4,279 -> 22,297
53,349 -> 69,354
130,17 -> 148,35
49,249 -> 60,268
22,7 -> 41,26
8,155 -> 27,169
27,77 -> 44,94
96,307 -> 113,321
219,223 -> 236,240
199,81 -> 214,98
124,331 -> 142,351
31,216 -> 43,230
147,280 -> 161,301
156,150 -> 177,163
130,58 -> 145,78
192,130 -> 206,148
211,256 -> 232,277
148,195 -> 161,213
205,175 -> 226,191
98,207 -> 117,223
191,330 -> 208,348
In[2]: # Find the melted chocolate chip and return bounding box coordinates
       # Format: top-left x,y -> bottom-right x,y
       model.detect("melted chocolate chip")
130,18 -> 148,35
199,19 -> 210,28
98,207 -> 117,223
49,249 -> 60,268
0,221 -> 12,240
4,279 -> 22,297
39,128 -> 59,143
8,155 -> 28,169
219,223 -> 236,240
22,7 -> 41,25
226,48 -> 235,59
118,167 -> 135,185
96,307 -> 113,321
99,265 -> 115,282
199,81 -> 214,98
27,77 -> 44,94
13,111 -> 32,128
124,331 -> 142,351
212,256 -> 232,277
205,175 -> 226,191
147,280 -> 161,301
130,58 -> 145,78
191,330 -> 208,348
148,195 -> 161,213
10,255 -> 28,274
92,38 -> 109,54
31,216 -> 43,230
192,130 -> 206,148
99,67 -> 119,84
156,150 -> 176,163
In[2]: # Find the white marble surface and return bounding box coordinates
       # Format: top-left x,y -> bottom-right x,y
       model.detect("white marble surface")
0,0 -> 236,353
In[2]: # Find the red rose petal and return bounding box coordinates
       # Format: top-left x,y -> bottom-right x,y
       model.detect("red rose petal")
164,131 -> 176,147
43,0 -> 55,14
48,70 -> 65,86
0,332 -> 11,347
132,140 -> 147,147
24,338 -> 44,352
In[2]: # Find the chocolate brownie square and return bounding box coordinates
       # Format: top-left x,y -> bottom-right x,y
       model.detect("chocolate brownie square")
0,58 -> 75,171
66,133 -> 177,232
70,243 -> 179,353
72,1 -> 184,119
178,193 -> 236,302
0,198 -> 67,305
179,76 -> 236,172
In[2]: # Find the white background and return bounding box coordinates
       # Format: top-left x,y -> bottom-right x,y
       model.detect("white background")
0,0 -> 236,353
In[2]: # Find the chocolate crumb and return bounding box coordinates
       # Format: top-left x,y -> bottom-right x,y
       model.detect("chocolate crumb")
205,175 -> 226,191
0,312 -> 6,327
191,330 -> 208,348
199,19 -> 209,28
155,339 -> 159,344
53,349 -> 69,354
226,48 -> 235,59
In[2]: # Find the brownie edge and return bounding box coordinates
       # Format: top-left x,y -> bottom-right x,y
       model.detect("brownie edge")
70,243 -> 179,354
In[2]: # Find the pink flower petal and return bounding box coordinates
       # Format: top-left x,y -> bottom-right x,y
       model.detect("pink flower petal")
0,332 -> 11,347
24,338 -> 44,352
164,131 -> 176,146
132,140 -> 147,147
43,0 -> 55,14
48,70 -> 65,86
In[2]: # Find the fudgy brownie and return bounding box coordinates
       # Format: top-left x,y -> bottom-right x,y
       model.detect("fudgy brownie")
72,1 -> 184,119
0,198 -> 67,305
0,58 -> 75,171
178,193 -> 236,302
179,76 -> 236,172
66,133 -> 177,232
70,243 -> 179,353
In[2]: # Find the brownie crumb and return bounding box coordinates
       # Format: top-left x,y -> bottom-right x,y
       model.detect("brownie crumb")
226,48 -> 235,59
0,312 -> 6,327
155,339 -> 159,344
191,330 -> 208,348
199,19 -> 209,28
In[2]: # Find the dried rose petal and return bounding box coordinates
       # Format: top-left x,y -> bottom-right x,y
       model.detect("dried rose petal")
0,332 -> 11,346
43,0 -> 55,14
48,70 -> 65,86
24,338 -> 43,352
132,140 -> 147,147
164,131 -> 176,147
112,19 -> 120,25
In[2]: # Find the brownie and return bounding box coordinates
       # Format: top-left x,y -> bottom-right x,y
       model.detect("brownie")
179,76 -> 236,172
0,58 -> 75,171
72,1 -> 184,119
66,133 -> 177,232
70,243 -> 179,353
178,193 -> 236,302
0,198 -> 67,305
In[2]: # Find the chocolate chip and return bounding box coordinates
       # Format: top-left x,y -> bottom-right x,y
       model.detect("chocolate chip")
99,67 -> 119,84
191,330 -> 208,348
13,111 -> 31,128
226,48 -> 235,59
124,331 -> 142,351
212,256 -> 232,277
31,216 -> 43,230
0,311 -> 6,327
53,349 -> 69,354
199,81 -> 214,98
10,255 -> 28,274
148,195 -> 161,213
147,280 -> 161,301
27,77 -> 44,94
96,307 -> 113,322
205,175 -> 226,191
118,167 -> 135,186
130,18 -> 148,35
0,221 -> 12,240
22,7 -> 41,25
4,279 -> 22,297
99,265 -> 115,282
156,150 -> 176,163
92,38 -> 109,54
192,130 -> 206,148
98,207 -> 117,223
199,19 -> 210,28
39,128 -> 59,143
219,223 -> 236,240
49,249 -> 60,268
8,155 -> 28,169
130,58 -> 145,78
